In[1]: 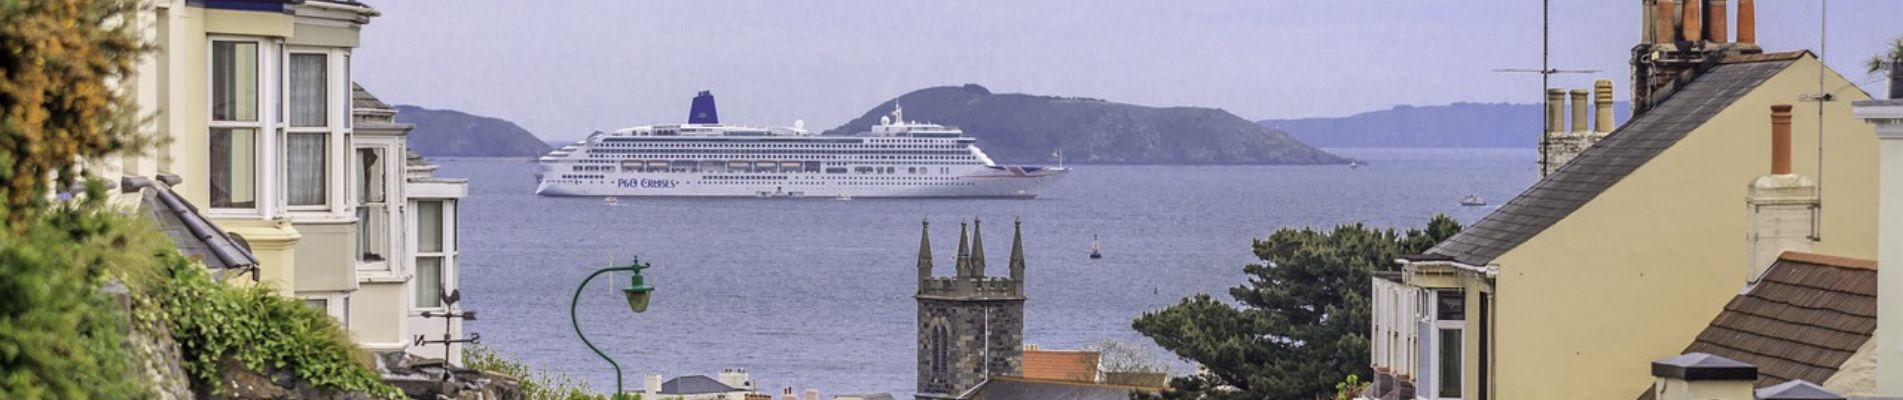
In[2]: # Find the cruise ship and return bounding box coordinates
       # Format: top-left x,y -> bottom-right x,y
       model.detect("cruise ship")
534,92 -> 1068,198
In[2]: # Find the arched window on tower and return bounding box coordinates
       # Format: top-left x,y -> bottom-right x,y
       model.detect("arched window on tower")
932,324 -> 950,377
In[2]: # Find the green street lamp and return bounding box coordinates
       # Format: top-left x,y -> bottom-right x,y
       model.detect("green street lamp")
570,257 -> 656,400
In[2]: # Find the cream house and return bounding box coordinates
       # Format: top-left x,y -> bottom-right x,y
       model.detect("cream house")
103,0 -> 469,364
1366,2 -> 1880,399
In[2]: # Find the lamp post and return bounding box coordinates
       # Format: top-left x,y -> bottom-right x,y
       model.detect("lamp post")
570,258 -> 655,400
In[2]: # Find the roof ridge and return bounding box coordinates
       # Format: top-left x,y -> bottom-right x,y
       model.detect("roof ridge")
1721,50 -> 1815,65
1778,251 -> 1877,270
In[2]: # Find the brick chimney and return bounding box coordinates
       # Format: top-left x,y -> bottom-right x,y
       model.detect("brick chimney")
1594,80 -> 1616,135
1736,0 -> 1756,44
1746,105 -> 1817,284
1650,353 -> 1756,400
1707,0 -> 1728,43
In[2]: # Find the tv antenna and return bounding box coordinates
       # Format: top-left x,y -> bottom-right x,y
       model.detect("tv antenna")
1494,0 -> 1599,173
1797,0 -> 1832,240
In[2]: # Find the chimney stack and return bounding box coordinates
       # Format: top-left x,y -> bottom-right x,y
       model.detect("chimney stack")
1546,89 -> 1566,134
1736,0 -> 1756,44
1888,56 -> 1902,100
1651,353 -> 1757,400
804,389 -> 819,400
1707,0 -> 1728,43
1746,104 -> 1817,284
1852,80 -> 1903,396
782,387 -> 796,400
1681,0 -> 1703,42
1594,80 -> 1616,135
1656,0 -> 1679,43
1570,90 -> 1592,134
645,374 -> 664,400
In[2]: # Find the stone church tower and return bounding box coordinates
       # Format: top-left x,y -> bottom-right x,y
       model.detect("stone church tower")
915,218 -> 1026,400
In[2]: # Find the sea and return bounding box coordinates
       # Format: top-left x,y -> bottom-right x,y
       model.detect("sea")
442,148 -> 1535,398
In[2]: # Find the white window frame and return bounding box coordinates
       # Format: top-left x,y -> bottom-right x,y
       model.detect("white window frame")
282,47 -> 349,212
206,36 -> 279,217
354,139 -> 404,277
302,292 -> 350,327
410,199 -> 456,311
1430,290 -> 1466,400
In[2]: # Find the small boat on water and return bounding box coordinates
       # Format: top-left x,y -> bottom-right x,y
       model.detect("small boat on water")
1349,161 -> 1361,169
1460,194 -> 1487,207
1089,235 -> 1103,259
604,196 -> 620,207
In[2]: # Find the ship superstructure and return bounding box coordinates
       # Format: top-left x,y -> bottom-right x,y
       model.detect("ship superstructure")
535,92 -> 1067,198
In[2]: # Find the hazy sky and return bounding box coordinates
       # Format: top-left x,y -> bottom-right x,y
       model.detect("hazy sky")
352,1 -> 1902,141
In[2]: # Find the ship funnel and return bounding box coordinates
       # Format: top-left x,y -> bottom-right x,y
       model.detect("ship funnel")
689,90 -> 720,124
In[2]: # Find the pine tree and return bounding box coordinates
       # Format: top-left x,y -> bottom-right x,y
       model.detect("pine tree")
1132,215 -> 1461,399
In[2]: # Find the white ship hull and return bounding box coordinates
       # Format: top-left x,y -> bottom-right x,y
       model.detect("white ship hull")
536,168 -> 1068,199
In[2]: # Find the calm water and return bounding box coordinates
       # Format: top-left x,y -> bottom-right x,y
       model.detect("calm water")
444,148 -> 1534,397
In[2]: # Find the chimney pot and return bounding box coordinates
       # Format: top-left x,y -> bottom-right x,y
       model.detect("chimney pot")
1708,0 -> 1728,43
1681,0 -> 1703,42
1656,0 -> 1679,43
1546,89 -> 1567,133
1771,104 -> 1793,175
1594,80 -> 1616,134
1570,90 -> 1591,134
1737,0 -> 1756,44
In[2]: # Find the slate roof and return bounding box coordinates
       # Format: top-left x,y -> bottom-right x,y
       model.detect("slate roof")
1636,252 -> 1877,400
351,82 -> 390,111
1423,56 -> 1799,266
964,376 -> 1155,400
125,175 -> 261,278
659,375 -> 737,395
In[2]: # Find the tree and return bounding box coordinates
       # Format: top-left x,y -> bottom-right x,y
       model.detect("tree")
1868,37 -> 1902,75
0,0 -> 147,231
1131,215 -> 1462,400
1090,339 -> 1168,375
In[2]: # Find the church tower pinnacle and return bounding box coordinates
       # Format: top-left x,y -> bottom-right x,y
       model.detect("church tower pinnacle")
917,219 -> 933,283
968,217 -> 987,277
1009,218 -> 1025,282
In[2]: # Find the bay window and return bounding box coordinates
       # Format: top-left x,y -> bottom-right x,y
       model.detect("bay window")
210,40 -> 260,209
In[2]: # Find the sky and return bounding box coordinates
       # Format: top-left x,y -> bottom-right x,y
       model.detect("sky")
352,1 -> 1903,141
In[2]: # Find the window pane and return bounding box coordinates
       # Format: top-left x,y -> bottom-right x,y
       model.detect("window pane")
416,201 -> 443,253
211,41 -> 258,122
288,54 -> 327,127
357,148 -> 384,203
304,298 -> 328,311
209,128 -> 257,208
1437,291 -> 1465,321
286,132 -> 326,206
415,257 -> 443,308
357,205 -> 385,262
1439,328 -> 1462,398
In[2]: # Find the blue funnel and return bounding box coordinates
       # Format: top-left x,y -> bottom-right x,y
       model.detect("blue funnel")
688,91 -> 719,124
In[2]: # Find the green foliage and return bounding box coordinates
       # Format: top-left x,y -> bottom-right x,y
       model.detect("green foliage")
142,257 -> 402,399
1333,374 -> 1366,400
0,184 -> 143,399
1871,37 -> 1903,74
1131,215 -> 1462,400
464,344 -> 624,400
0,0 -> 150,231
